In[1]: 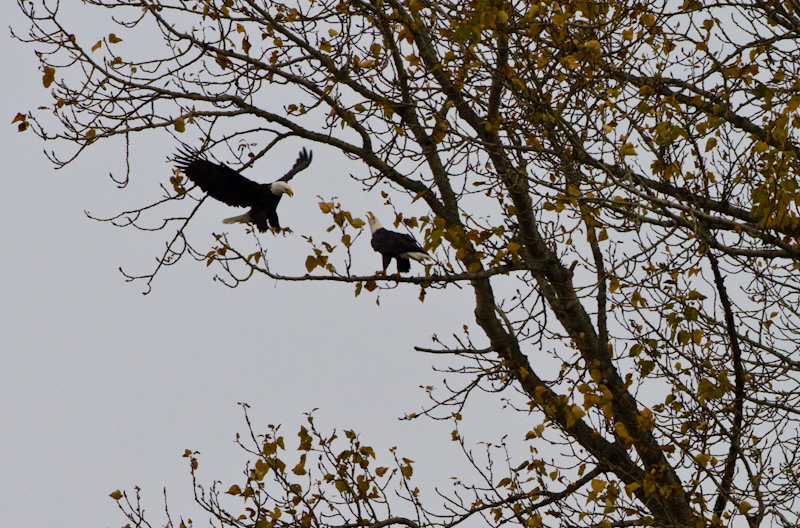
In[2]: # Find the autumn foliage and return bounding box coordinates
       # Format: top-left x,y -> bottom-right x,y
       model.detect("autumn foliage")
15,0 -> 800,526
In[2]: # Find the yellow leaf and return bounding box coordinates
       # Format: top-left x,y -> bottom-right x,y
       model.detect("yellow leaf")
625,482 -> 641,494
216,54 -> 231,70
614,422 -> 631,440
174,117 -> 185,133
108,33 -> 123,44
292,457 -> 307,475
92,40 -> 102,52
254,459 -> 269,480
42,66 -> 56,88
109,490 -> 123,501
584,40 -> 600,51
640,13 -> 655,27
752,140 -> 768,153
687,290 -> 707,300
305,255 -> 317,273
619,143 -> 637,156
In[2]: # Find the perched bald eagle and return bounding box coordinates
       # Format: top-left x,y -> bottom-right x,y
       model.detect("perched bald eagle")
173,147 -> 312,232
367,212 -> 431,273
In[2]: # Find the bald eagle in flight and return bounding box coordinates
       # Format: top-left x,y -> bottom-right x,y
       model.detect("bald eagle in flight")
173,147 -> 312,232
367,212 -> 431,273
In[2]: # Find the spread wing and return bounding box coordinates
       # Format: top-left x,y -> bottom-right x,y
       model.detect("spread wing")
276,148 -> 313,183
173,147 -> 262,207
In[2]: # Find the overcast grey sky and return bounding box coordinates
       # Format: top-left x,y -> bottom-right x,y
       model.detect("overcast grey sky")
0,4 -> 538,527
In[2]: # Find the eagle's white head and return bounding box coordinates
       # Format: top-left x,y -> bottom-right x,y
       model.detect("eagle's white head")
366,212 -> 383,234
270,181 -> 294,197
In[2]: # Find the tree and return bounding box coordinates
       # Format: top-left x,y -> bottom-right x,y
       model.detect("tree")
14,0 -> 800,526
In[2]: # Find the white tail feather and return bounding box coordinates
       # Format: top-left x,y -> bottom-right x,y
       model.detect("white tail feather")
402,252 -> 431,262
223,212 -> 252,225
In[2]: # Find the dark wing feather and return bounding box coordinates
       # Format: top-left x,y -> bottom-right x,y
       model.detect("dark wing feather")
370,229 -> 394,256
173,147 -> 262,207
276,148 -> 313,183
395,232 -> 426,253
371,229 -> 425,256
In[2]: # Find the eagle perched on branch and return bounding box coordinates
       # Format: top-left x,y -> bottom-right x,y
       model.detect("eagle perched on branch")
367,212 -> 431,273
173,147 -> 312,232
